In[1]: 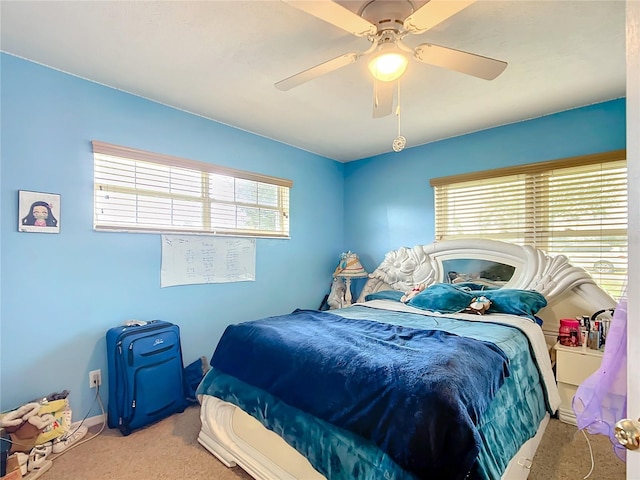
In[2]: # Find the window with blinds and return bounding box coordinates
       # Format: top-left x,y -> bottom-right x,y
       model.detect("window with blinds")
92,141 -> 292,238
431,150 -> 627,298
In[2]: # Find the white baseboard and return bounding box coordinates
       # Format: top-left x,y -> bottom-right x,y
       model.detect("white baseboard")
72,413 -> 107,430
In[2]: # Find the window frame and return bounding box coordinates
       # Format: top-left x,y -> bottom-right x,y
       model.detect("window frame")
92,141 -> 292,238
430,149 -> 628,298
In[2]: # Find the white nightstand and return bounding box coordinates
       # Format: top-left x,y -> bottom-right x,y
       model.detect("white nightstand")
554,342 -> 604,425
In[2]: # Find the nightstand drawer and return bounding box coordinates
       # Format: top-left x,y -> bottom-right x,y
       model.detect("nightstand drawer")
556,349 -> 602,386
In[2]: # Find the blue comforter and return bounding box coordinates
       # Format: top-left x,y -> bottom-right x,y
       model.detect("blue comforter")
209,309 -> 510,479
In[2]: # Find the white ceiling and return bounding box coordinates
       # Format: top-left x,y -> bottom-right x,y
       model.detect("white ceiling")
0,1 -> 626,162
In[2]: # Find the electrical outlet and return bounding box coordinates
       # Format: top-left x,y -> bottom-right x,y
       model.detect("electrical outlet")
89,369 -> 102,388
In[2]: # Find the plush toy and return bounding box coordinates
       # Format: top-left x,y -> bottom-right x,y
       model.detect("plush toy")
401,283 -> 426,303
327,277 -> 346,309
33,398 -> 70,445
0,402 -> 55,454
466,296 -> 491,315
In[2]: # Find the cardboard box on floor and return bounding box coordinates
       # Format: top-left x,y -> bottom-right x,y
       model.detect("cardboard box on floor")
1,454 -> 20,479
1,454 -> 52,480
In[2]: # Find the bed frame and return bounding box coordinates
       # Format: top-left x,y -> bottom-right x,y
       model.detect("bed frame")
357,239 -> 616,347
198,239 -> 616,480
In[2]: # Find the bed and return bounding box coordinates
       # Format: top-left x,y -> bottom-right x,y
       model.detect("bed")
196,239 -> 616,480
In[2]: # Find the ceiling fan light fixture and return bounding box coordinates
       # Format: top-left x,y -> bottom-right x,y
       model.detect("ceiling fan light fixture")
368,45 -> 408,82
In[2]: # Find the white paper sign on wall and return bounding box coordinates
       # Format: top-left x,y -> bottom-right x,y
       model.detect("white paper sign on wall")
161,234 -> 256,287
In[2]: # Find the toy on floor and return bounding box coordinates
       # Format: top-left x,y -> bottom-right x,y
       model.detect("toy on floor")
1,393 -> 79,479
0,403 -> 55,454
32,397 -> 70,445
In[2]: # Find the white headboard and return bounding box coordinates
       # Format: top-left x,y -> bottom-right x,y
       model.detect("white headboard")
357,239 -> 617,346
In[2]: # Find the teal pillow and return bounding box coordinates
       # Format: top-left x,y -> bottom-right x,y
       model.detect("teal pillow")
408,283 -> 474,313
364,290 -> 405,302
482,289 -> 547,319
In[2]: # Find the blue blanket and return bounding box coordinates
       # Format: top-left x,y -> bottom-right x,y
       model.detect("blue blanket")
210,309 -> 510,479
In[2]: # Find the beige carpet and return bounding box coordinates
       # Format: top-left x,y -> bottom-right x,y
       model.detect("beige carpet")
39,405 -> 626,480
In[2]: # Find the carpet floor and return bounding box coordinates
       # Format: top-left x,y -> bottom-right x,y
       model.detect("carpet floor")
39,404 -> 627,480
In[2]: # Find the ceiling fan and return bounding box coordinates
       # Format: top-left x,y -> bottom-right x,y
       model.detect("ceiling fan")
275,0 -> 508,118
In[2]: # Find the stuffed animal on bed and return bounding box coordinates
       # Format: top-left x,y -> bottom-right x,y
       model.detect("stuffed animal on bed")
401,283 -> 426,303
465,296 -> 491,315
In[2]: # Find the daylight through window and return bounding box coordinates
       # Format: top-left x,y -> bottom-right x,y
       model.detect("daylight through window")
431,150 -> 627,298
92,141 -> 292,238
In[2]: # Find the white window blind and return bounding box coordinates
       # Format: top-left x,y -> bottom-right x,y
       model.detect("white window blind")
431,150 -> 627,298
92,141 -> 292,238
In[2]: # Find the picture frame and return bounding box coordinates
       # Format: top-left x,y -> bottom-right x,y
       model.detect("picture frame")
18,190 -> 61,233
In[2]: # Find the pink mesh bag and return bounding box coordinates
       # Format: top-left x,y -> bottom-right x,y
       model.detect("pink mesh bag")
572,291 -> 627,461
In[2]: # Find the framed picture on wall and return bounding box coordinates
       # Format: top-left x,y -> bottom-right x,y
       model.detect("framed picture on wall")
18,190 -> 61,233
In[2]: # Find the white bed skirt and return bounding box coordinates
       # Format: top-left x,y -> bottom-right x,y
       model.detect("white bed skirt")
198,394 -> 550,480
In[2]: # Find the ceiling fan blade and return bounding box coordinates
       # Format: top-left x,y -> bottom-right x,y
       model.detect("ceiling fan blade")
404,0 -> 476,33
372,79 -> 394,118
413,43 -> 507,80
275,52 -> 361,91
283,0 -> 377,37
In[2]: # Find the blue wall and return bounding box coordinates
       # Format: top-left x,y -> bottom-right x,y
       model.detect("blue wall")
0,52 -> 626,422
344,99 -> 627,271
0,54 -> 344,418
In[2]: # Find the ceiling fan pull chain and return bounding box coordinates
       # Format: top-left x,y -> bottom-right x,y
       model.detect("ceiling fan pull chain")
393,80 -> 406,152
396,80 -> 401,132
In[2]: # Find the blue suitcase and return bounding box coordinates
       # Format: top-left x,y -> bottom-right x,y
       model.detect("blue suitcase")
106,320 -> 187,435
